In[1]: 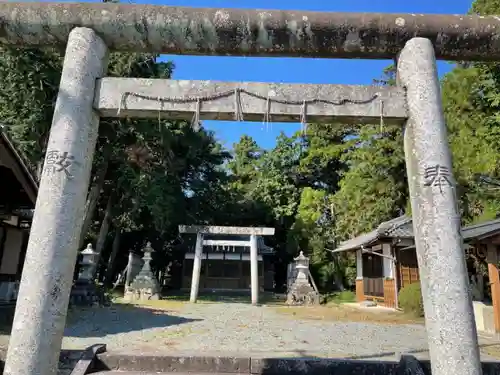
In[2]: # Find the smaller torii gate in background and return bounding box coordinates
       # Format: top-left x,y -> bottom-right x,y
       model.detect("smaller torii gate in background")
178,225 -> 275,305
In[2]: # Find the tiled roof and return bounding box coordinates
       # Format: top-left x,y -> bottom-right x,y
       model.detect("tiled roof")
335,215 -> 500,253
462,218 -> 500,241
334,215 -> 413,252
0,129 -> 38,200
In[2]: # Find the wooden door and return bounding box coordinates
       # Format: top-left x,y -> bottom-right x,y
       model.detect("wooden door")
397,248 -> 419,289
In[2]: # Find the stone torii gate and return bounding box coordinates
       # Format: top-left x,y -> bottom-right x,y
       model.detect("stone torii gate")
1,3 -> 498,375
178,225 -> 275,305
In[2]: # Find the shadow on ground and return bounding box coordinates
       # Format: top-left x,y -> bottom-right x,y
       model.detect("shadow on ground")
162,291 -> 284,305
64,304 -> 201,338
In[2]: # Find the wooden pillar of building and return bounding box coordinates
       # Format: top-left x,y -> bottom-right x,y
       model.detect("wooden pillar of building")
382,244 -> 397,309
190,232 -> 204,303
355,249 -> 364,302
487,244 -> 500,333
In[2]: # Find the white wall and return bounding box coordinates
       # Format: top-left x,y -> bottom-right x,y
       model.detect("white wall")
382,243 -> 394,278
356,250 -> 363,279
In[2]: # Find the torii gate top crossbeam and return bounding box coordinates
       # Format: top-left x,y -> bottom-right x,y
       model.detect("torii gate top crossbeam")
179,225 -> 275,236
1,3 -> 500,61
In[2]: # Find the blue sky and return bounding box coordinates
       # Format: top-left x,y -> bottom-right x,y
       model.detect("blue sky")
150,0 -> 473,150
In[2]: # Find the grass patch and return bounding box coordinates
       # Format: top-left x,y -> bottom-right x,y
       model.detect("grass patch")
161,293 -> 283,305
113,298 -> 188,310
274,304 -> 424,325
321,291 -> 356,305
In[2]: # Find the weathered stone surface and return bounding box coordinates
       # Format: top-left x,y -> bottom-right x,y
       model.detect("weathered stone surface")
286,252 -> 319,306
179,226 -> 275,236
91,373 -> 244,375
67,344 -> 107,375
0,349 -> 84,374
2,27 -> 108,375
251,357 -> 400,375
124,243 -> 160,302
1,3 -> 500,60
93,354 -> 500,375
399,38 -> 482,375
98,353 -> 251,373
95,79 -> 407,124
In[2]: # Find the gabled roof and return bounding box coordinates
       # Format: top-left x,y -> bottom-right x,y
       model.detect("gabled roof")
0,130 -> 38,204
335,215 -> 500,253
334,215 -> 413,252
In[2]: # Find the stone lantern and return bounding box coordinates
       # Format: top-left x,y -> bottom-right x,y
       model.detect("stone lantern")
69,243 -> 102,306
286,251 -> 319,305
79,243 -> 99,281
124,242 -> 161,301
294,251 -> 310,285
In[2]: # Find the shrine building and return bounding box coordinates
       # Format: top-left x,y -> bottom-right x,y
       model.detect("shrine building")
182,233 -> 275,292
0,130 -> 38,303
334,215 -> 500,335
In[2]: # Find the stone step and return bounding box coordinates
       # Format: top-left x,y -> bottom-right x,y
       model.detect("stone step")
93,372 -> 241,375
90,353 -> 500,375
94,353 -> 419,375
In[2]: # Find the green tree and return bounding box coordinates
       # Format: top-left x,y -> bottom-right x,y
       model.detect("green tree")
332,124 -> 407,239
330,66 -> 408,241
0,48 -> 62,176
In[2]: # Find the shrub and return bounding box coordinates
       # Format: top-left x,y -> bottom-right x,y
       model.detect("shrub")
398,282 -> 424,317
337,290 -> 356,302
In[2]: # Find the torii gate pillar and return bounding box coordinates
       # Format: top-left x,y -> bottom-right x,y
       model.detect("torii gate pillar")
190,232 -> 204,303
398,38 -> 482,375
3,28 -> 108,375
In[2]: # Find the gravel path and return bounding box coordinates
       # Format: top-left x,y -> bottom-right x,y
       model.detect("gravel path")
45,303 -> 497,361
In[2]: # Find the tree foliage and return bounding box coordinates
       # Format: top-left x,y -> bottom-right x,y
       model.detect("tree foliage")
3,0 -> 500,292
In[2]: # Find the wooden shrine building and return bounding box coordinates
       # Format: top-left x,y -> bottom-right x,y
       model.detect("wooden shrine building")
0,130 -> 38,303
334,216 -> 415,309
181,234 -> 275,292
334,215 -> 500,333
179,225 -> 275,305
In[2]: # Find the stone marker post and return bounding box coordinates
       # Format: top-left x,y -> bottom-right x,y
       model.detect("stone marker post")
190,232 -> 204,303
398,37 -> 482,375
3,28 -> 108,375
250,234 -> 259,305
125,250 -> 134,289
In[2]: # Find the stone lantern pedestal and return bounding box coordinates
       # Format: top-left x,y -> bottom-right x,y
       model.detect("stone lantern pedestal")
286,251 -> 319,306
124,242 -> 161,301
